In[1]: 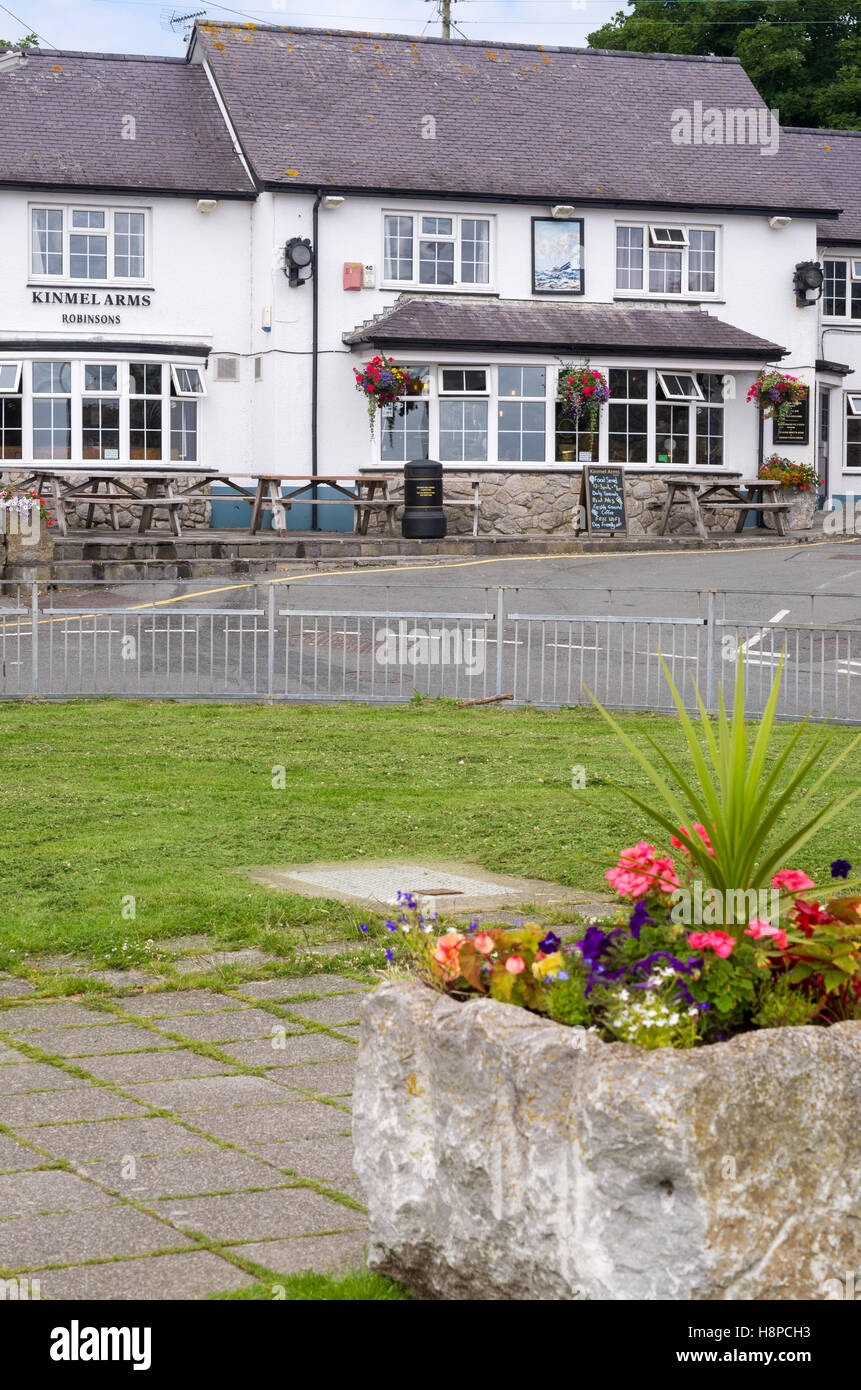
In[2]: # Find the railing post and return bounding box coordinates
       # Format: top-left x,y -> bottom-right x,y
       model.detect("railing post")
267,584 -> 276,699
705,590 -> 715,715
30,581 -> 39,697
495,586 -> 505,695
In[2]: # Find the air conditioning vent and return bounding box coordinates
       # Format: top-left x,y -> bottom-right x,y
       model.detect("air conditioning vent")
214,355 -> 240,382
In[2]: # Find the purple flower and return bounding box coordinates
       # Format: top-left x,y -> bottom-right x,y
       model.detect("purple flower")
627,902 -> 653,940
539,931 -> 561,955
359,923 -> 369,934
384,947 -> 394,961
831,859 -> 852,879
575,925 -> 612,964
385,918 -> 398,932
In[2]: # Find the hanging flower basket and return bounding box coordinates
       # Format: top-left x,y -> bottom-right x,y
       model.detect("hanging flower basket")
746,370 -> 808,428
353,356 -> 418,438
556,362 -> 610,435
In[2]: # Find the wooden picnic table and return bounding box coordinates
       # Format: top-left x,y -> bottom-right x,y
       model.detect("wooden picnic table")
249,474 -> 397,536
657,474 -> 791,541
16,469 -> 254,537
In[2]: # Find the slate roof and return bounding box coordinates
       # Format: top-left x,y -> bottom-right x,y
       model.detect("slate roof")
343,295 -> 786,359
0,47 -> 254,196
195,21 -> 838,217
782,128 -> 861,244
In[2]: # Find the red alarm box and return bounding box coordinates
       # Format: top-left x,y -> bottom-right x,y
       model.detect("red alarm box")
343,262 -> 364,290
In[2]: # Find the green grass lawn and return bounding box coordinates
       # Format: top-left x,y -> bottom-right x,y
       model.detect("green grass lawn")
1,699 -> 857,970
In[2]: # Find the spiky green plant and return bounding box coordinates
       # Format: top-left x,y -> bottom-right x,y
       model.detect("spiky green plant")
587,652 -> 861,936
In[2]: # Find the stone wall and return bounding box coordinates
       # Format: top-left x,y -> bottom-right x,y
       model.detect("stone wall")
4,473 -> 210,531
366,469 -> 740,538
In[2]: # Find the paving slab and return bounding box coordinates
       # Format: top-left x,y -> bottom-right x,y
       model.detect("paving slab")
240,976 -> 368,999
125,1074 -> 289,1113
0,976 -> 35,997
254,1137 -> 357,1183
19,1023 -> 166,1057
287,997 -> 364,1026
272,1061 -> 356,1098
113,991 -> 252,1017
0,1134 -> 48,1172
0,1169 -> 112,1219
0,1062 -> 91,1094
0,1003 -> 118,1030
158,1008 -> 295,1043
16,1117 -> 220,1164
79,1050 -> 238,1085
86,1150 -> 290,1201
221,1034 -> 357,1067
0,1203 -> 195,1270
153,1186 -> 361,1244
173,949 -> 276,975
29,1249 -> 255,1300
229,1230 -> 369,1278
77,970 -> 160,989
194,1100 -> 349,1147
0,1087 -> 150,1127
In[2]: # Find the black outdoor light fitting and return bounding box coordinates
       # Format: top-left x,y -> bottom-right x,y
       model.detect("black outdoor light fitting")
793,260 -> 824,307
284,236 -> 314,287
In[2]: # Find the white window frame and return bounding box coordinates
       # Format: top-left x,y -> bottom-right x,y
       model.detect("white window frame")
657,371 -> 704,402
649,225 -> 688,247
0,361 -> 23,393
438,367 -> 489,396
381,210 -> 494,291
29,204 -> 150,285
847,395 -> 861,416
170,365 -> 207,398
823,256 -> 861,320
82,362 -> 120,394
615,222 -> 720,299
846,392 -> 861,472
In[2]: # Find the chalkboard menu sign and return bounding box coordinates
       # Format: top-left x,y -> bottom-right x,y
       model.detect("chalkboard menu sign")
772,397 -> 809,446
579,466 -> 627,535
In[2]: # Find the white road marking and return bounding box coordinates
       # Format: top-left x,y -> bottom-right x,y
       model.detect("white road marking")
740,608 -> 790,653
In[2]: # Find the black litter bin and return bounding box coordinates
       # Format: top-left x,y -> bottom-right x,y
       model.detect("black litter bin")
402,459 -> 447,539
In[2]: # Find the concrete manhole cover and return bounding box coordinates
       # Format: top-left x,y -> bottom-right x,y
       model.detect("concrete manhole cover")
244,860 -> 582,914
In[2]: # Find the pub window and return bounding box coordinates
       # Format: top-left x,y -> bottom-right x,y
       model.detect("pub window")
382,212 -> 492,288
32,360 -> 72,461
170,364 -> 206,398
439,366 -> 488,462
616,224 -> 717,296
607,369 -> 648,464
380,365 -> 429,463
498,365 -> 546,463
823,258 -> 861,319
0,367 -> 22,460
170,372 -> 198,462
30,206 -> 148,281
130,363 -> 163,462
657,372 -> 703,402
695,374 -> 725,467
848,394 -> 861,471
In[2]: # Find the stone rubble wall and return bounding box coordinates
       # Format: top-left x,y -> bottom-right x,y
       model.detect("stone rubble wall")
367,469 -> 740,537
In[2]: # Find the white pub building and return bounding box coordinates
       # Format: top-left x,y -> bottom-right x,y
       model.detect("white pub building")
0,21 -> 858,536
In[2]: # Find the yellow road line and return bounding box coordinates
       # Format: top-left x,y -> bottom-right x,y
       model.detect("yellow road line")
2,535 -> 856,634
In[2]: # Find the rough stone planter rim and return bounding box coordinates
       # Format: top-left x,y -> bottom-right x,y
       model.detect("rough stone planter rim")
354,979 -> 861,1301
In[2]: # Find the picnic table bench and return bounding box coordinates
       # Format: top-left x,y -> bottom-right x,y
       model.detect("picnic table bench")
16,470 -> 254,537
249,475 -> 397,535
657,474 -> 791,541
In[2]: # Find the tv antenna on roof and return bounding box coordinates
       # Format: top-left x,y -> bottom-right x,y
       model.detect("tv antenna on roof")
161,9 -> 208,41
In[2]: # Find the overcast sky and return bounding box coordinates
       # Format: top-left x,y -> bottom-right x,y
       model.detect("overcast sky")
1,0 -> 629,56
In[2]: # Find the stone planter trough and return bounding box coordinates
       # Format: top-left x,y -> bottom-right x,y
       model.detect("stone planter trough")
353,979 -> 861,1300
764,485 -> 817,532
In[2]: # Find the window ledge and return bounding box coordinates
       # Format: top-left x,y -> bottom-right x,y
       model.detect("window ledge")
379,285 -> 498,296
613,293 -> 725,306
28,283 -> 154,292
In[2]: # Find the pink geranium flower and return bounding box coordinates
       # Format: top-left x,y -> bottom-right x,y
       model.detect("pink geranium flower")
671,823 -> 715,857
688,930 -> 735,958
605,842 -> 679,900
745,920 -> 788,950
772,869 -> 815,893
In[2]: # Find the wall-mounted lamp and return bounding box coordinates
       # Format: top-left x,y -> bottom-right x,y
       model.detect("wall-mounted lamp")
284,236 -> 314,288
793,260 -> 823,307
768,215 -> 792,230
196,199 -> 219,214
550,204 -> 576,220
321,195 -> 346,211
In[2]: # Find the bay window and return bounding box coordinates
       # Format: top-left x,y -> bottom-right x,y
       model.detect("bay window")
0,360 -> 205,465
439,368 -> 489,461
608,369 -> 648,464
498,366 -> 546,462
30,205 -> 149,282
616,223 -> 718,296
655,372 -> 725,466
380,366 -> 429,463
383,212 -> 492,288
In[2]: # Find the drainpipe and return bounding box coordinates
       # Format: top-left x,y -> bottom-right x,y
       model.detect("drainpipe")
311,190 -> 323,531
